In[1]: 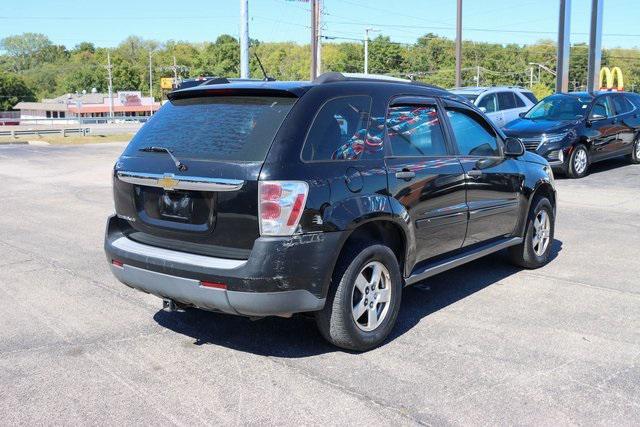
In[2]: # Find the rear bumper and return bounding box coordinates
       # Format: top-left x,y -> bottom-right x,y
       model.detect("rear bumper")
109,263 -> 325,317
104,215 -> 346,316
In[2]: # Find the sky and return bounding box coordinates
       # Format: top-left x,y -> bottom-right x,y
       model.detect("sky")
0,0 -> 638,49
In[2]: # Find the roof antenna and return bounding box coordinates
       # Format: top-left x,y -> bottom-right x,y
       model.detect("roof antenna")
253,52 -> 275,81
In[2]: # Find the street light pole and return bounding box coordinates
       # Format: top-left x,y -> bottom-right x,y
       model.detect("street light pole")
310,0 -> 317,80
106,52 -> 114,120
149,51 -> 153,117
364,27 -> 378,75
455,0 -> 463,87
240,0 -> 250,79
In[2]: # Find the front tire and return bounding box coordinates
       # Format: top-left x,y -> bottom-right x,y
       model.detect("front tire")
567,144 -> 589,178
628,137 -> 640,164
509,197 -> 555,269
315,243 -> 402,351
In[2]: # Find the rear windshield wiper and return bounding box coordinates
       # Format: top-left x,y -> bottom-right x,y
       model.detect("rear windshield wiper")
138,146 -> 188,172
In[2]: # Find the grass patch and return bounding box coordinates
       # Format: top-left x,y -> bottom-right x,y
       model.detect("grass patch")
0,133 -> 135,145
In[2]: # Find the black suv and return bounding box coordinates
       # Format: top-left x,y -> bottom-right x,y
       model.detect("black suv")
503,91 -> 640,178
105,73 -> 557,351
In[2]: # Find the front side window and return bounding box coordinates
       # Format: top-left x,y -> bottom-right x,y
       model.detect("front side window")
478,93 -> 498,113
497,92 -> 517,110
513,94 -> 526,108
302,96 -> 376,161
386,105 -> 448,157
446,108 -> 500,157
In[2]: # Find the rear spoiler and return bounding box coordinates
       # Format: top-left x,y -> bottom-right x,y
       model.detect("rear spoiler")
167,86 -> 304,102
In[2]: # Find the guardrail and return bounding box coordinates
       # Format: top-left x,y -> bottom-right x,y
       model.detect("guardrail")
0,116 -> 149,126
0,128 -> 91,138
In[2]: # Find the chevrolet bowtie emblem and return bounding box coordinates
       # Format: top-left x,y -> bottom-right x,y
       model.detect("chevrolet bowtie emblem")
157,174 -> 180,191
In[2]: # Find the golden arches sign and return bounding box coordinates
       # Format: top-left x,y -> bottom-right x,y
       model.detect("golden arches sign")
599,67 -> 624,91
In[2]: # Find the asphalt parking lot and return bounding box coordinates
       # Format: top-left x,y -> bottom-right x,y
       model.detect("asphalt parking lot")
1,142 -> 639,425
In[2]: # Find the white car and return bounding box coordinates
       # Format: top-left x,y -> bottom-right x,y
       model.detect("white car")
451,87 -> 538,128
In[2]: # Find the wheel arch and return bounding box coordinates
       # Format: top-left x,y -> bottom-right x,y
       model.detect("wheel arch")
322,216 -> 412,298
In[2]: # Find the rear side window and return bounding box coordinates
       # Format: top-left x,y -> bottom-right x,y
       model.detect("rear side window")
302,96 -> 374,161
497,92 -> 517,110
387,105 -> 448,157
612,95 -> 634,115
124,96 -> 295,161
446,108 -> 500,157
522,92 -> 538,104
478,93 -> 498,113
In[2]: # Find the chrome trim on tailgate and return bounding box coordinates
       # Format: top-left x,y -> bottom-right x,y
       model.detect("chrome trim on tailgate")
117,171 -> 244,192
111,236 -> 247,269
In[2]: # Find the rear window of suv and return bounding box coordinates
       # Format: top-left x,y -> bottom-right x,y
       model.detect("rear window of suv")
124,96 -> 296,161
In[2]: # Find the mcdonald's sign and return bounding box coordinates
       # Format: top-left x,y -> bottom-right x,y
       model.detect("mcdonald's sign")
599,67 -> 624,91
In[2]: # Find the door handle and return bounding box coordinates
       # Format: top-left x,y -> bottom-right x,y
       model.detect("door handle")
466,169 -> 483,178
395,170 -> 416,180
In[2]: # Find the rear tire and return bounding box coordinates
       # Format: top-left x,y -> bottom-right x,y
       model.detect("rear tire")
509,197 -> 555,269
628,137 -> 640,164
315,243 -> 402,351
567,144 -> 589,178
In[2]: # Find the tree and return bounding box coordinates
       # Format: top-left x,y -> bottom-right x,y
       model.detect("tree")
60,65 -> 106,94
194,35 -> 240,77
0,33 -> 53,71
0,72 -> 36,110
369,36 -> 404,75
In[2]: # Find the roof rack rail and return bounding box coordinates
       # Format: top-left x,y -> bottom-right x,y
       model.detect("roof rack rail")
313,72 -> 412,84
201,77 -> 231,85
312,72 -> 446,91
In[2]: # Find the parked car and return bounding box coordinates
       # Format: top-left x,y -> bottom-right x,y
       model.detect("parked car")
503,91 -> 640,178
105,72 -> 557,351
451,86 -> 537,128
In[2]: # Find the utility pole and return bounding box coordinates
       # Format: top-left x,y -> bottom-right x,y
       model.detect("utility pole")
587,0 -> 603,92
172,56 -> 178,81
364,27 -> 378,75
315,0 -> 322,77
556,0 -> 571,93
310,0 -> 318,80
455,0 -> 462,87
149,51 -> 153,116
106,52 -> 114,121
240,0 -> 250,79
529,66 -> 534,88
475,65 -> 480,86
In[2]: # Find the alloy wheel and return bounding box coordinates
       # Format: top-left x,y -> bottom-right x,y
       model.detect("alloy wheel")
635,140 -> 640,159
351,261 -> 391,332
574,148 -> 588,175
532,210 -> 551,257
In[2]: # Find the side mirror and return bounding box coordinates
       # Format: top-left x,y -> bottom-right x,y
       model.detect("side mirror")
519,112 -> 526,118
589,113 -> 606,120
504,137 -> 525,157
479,107 -> 487,113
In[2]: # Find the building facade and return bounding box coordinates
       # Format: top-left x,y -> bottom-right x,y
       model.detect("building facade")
13,91 -> 161,124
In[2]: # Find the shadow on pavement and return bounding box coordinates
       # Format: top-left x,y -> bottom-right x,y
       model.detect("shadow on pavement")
555,156 -> 632,179
154,240 -> 563,357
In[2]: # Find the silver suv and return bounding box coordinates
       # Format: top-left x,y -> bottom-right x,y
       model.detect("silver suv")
451,86 -> 537,128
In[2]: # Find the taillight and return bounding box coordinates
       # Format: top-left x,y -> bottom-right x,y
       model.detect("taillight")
258,181 -> 309,236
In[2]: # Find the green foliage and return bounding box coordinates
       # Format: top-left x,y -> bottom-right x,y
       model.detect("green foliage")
0,71 -> 36,110
2,31 -> 640,111
531,83 -> 553,100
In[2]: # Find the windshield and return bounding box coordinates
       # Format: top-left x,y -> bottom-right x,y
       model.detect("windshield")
525,95 -> 591,120
124,96 -> 296,161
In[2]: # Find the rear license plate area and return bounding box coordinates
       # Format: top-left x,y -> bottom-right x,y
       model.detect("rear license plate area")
158,191 -> 194,221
